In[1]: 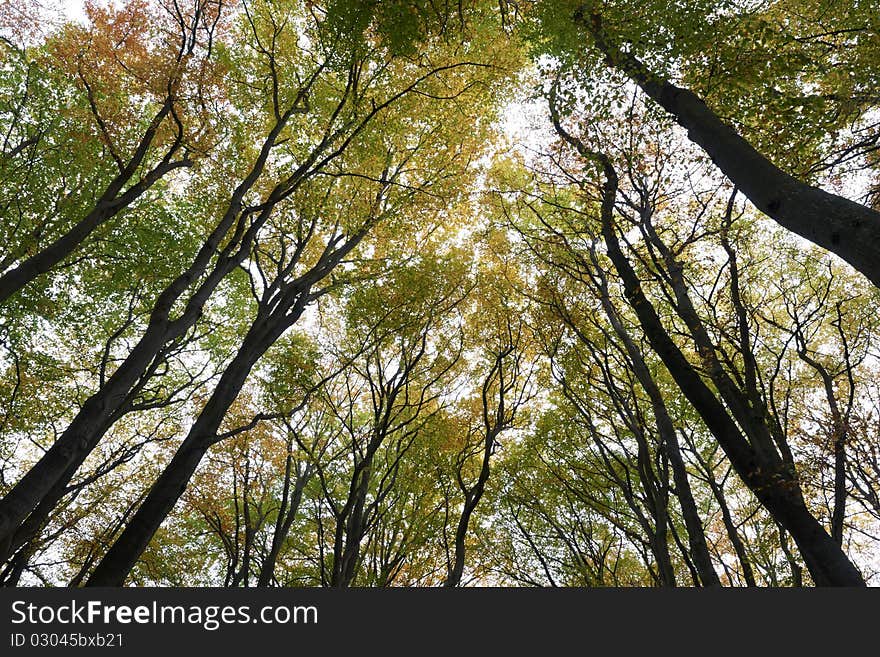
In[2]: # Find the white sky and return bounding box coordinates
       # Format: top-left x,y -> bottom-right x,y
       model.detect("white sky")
57,0 -> 85,19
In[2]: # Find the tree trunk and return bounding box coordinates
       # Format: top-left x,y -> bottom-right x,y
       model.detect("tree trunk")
577,9 -> 880,290
601,207 -> 864,585
0,113 -> 296,548
444,494 -> 473,587
576,140 -> 865,585
84,308 -> 296,586
0,457 -> 87,565
691,449 -> 758,587
256,455 -> 311,587
0,327 -> 174,547
594,270 -> 721,586
333,465 -> 372,588
0,99 -> 185,304
444,423 -> 499,587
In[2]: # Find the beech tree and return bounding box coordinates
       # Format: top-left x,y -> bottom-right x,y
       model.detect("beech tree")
0,0 -> 223,304
531,0 -> 880,288
0,0 -> 513,567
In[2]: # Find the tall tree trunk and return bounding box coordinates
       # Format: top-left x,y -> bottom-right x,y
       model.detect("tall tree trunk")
547,106 -> 864,583
777,523 -> 804,587
333,465 -> 372,588
575,9 -> 880,290
687,443 -> 758,587
444,427 -> 498,587
0,459 -> 82,565
592,265 -> 721,586
599,192 -> 864,585
0,112 -> 300,548
794,349 -> 849,545
650,522 -> 677,587
84,300 -> 304,586
0,327 -> 177,548
85,224 -> 365,585
256,454 -> 312,587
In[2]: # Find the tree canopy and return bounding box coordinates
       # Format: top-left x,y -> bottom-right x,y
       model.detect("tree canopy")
1,0 -> 879,587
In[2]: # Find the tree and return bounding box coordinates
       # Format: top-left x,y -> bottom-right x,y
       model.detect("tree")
0,0 -> 222,304
0,0 -> 515,567
527,1 -> 880,288
443,265 -> 536,587
544,80 -> 866,583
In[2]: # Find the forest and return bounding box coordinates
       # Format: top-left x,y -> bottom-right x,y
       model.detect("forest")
0,0 -> 878,587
